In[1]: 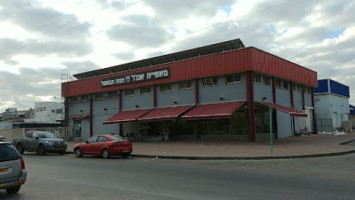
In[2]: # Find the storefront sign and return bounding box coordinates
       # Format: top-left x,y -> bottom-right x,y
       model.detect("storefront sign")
101,68 -> 170,88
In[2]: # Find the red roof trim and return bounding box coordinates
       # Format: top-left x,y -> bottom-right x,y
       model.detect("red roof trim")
257,102 -> 307,117
138,105 -> 193,122
103,109 -> 152,124
181,101 -> 245,120
62,47 -> 317,97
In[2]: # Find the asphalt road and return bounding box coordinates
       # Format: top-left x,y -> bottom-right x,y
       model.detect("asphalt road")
1,153 -> 355,200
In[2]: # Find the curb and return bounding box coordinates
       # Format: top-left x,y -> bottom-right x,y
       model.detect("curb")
131,150 -> 355,160
65,150 -> 355,160
65,138 -> 355,160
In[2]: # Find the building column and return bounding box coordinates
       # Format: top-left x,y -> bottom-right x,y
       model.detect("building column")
246,71 -> 255,142
272,77 -> 278,139
118,90 -> 123,135
153,85 -> 157,108
89,94 -> 93,137
272,78 -> 276,103
195,79 -> 199,105
290,83 -> 295,135
311,90 -> 316,133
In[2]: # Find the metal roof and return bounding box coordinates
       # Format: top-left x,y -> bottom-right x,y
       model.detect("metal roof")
73,38 -> 245,80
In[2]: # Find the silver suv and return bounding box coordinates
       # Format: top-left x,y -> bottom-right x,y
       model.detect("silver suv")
0,138 -> 27,194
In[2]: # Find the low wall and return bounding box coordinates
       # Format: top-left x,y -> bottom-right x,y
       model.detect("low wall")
0,129 -> 25,140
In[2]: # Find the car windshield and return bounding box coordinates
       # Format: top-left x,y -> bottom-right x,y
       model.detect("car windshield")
38,133 -> 57,139
0,144 -> 21,162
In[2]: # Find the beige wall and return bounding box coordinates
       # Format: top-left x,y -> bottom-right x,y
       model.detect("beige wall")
0,129 -> 25,140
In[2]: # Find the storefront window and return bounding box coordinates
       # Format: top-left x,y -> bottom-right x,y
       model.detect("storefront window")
198,112 -> 248,136
255,105 -> 271,135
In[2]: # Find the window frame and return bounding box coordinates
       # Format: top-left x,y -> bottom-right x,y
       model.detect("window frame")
125,88 -> 135,96
263,76 -> 271,86
282,81 -> 289,90
178,81 -> 192,90
253,74 -> 261,84
160,84 -> 172,92
140,86 -> 151,94
203,77 -> 218,87
226,74 -> 242,84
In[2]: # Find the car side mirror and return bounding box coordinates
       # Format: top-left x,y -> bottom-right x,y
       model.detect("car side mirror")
35,136 -> 39,140
85,141 -> 89,144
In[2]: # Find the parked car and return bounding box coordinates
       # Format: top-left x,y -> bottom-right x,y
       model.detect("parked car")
12,131 -> 67,155
0,139 -> 27,194
0,135 -> 9,142
73,134 -> 133,159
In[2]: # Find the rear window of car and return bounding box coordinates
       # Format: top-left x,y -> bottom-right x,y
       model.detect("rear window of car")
0,144 -> 21,162
108,136 -> 124,141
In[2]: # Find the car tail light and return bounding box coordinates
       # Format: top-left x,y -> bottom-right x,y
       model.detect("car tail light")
113,142 -> 121,146
20,157 -> 25,169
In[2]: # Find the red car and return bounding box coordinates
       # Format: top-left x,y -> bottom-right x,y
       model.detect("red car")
73,135 -> 133,159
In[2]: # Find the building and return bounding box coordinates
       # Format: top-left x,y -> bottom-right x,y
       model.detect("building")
2,108 -> 18,121
62,39 -> 317,141
314,79 -> 350,132
32,102 -> 65,123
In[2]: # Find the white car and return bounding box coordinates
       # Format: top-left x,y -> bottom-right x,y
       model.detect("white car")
0,138 -> 27,194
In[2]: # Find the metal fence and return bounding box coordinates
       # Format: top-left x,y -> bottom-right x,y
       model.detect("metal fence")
317,118 -> 333,132
24,127 -> 70,139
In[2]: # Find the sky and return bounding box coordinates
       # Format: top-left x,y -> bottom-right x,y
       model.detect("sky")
0,0 -> 354,112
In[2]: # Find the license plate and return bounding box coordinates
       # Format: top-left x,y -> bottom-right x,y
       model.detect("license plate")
122,150 -> 130,152
0,168 -> 8,173
56,145 -> 63,148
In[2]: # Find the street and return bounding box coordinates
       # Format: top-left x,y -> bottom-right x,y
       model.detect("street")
1,153 -> 355,200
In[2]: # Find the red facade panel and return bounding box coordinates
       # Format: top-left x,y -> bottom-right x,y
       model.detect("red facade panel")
250,48 -> 318,87
62,47 -> 317,97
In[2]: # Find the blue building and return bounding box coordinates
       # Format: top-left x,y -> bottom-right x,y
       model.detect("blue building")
314,79 -> 350,132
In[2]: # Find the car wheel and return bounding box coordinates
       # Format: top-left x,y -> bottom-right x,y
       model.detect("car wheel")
37,145 -> 46,155
59,151 -> 65,155
102,149 -> 110,159
122,153 -> 130,159
16,144 -> 25,155
74,148 -> 82,158
6,186 -> 21,194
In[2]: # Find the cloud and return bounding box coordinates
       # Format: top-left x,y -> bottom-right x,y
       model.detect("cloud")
0,0 -> 91,39
62,61 -> 101,78
113,52 -> 135,61
144,0 -> 235,21
106,15 -> 173,47
0,67 -> 62,111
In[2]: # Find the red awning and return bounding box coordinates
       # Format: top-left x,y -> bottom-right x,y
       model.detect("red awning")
138,105 -> 193,122
181,101 -> 245,120
257,102 -> 307,117
103,109 -> 152,124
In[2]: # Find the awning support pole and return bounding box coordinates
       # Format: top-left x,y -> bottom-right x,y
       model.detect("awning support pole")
269,106 -> 273,154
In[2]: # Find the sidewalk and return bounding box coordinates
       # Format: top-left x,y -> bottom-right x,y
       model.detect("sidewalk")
66,134 -> 355,160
